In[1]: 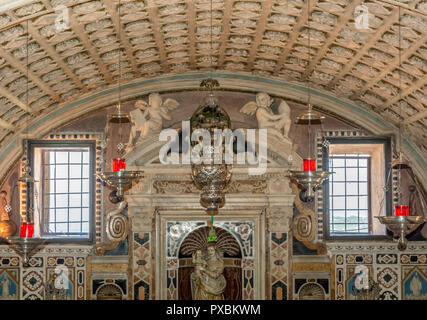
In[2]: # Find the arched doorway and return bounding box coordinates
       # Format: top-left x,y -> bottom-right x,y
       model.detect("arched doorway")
178,226 -> 242,300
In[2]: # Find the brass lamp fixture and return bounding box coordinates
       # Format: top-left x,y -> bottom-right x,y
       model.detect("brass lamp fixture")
295,104 -> 325,125
376,151 -> 426,250
6,142 -> 46,267
190,0 -> 232,216
375,7 -> 426,250
1,21 -> 46,266
190,78 -> 232,216
289,0 -> 329,201
96,0 -> 142,200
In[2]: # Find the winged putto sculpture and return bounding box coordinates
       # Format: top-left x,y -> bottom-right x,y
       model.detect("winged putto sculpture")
127,93 -> 180,149
240,92 -> 292,141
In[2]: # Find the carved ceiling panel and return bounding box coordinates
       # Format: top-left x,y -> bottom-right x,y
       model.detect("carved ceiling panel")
0,0 -> 425,156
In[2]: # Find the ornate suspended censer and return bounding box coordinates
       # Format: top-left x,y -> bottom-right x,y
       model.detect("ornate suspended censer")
190,78 -> 232,216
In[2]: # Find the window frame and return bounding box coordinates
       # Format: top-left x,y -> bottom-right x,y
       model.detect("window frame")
328,154 -> 372,235
28,139 -> 96,244
322,136 -> 392,240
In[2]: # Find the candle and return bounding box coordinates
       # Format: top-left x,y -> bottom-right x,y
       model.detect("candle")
112,158 -> 126,172
303,158 -> 316,171
395,205 -> 409,216
20,222 -> 34,238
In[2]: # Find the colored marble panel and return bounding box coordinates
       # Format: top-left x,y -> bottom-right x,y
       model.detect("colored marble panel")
0,269 -> 19,300
272,281 -> 287,300
134,280 -> 150,300
402,268 -> 427,300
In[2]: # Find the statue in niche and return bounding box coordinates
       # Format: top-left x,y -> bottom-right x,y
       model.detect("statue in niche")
191,228 -> 227,300
127,93 -> 180,150
0,190 -> 16,237
239,92 -> 292,142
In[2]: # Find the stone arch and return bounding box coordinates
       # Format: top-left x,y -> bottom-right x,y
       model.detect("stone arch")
124,130 -> 302,168
0,72 -> 424,190
177,225 -> 243,300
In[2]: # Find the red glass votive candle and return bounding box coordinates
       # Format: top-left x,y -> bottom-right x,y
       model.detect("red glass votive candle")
20,222 -> 34,238
303,158 -> 316,171
395,205 -> 409,216
112,158 -> 126,172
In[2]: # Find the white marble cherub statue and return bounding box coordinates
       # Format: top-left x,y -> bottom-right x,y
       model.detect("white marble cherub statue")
240,92 -> 292,141
127,93 -> 180,149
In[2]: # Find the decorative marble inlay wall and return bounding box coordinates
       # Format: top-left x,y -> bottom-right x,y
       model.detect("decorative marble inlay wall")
270,232 -> 287,300
0,246 -> 91,300
328,242 -> 427,300
133,232 -> 151,300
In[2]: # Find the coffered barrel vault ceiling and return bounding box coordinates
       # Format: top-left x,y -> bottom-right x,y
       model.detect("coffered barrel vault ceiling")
0,0 -> 425,161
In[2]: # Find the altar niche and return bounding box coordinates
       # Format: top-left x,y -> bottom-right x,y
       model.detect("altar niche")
178,226 -> 243,300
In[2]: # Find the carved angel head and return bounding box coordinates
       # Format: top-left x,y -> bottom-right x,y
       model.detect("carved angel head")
255,92 -> 271,109
148,93 -> 162,108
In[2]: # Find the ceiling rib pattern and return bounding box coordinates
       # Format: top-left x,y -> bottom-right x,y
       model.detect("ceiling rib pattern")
0,0 -> 425,157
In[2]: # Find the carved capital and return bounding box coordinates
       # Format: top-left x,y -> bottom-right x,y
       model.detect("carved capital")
131,207 -> 155,232
267,208 -> 292,232
268,177 -> 292,194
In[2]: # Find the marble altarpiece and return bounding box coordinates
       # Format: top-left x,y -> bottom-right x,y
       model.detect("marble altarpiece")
0,91 -> 425,300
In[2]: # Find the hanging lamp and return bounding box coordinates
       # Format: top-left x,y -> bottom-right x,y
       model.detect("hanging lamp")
289,0 -> 329,201
96,0 -> 142,200
375,7 -> 426,250
2,20 -> 46,266
190,0 -> 232,218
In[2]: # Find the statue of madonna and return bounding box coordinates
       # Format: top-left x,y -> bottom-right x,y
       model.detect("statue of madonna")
191,236 -> 226,300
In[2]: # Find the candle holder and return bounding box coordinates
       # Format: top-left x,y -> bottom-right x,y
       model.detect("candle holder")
376,216 -> 427,251
303,158 -> 317,171
289,170 -> 330,201
96,170 -> 143,200
395,205 -> 409,216
2,237 -> 46,267
112,158 -> 126,172
19,222 -> 34,238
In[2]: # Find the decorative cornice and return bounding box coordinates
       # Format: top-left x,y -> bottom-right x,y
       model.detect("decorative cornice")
0,245 -> 93,255
326,241 -> 427,254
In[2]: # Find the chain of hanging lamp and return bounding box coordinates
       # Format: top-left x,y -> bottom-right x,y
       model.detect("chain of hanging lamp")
209,0 -> 213,227
397,4 -> 403,204
307,0 -> 312,161
18,19 -> 36,224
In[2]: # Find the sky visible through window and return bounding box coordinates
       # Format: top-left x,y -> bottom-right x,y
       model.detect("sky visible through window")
329,154 -> 370,234
42,148 -> 90,237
